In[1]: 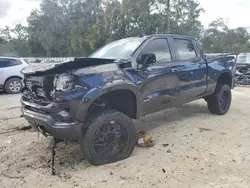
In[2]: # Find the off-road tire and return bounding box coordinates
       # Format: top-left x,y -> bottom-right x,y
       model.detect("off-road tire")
80,110 -> 136,165
207,84 -> 232,115
5,78 -> 23,94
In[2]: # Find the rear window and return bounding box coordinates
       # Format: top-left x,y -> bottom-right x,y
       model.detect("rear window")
0,59 -> 22,68
218,56 -> 235,64
174,39 -> 197,61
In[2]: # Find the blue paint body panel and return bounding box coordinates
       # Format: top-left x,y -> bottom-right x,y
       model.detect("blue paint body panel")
20,34 -> 235,140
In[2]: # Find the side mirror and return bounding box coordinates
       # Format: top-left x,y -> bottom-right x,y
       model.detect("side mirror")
137,53 -> 156,67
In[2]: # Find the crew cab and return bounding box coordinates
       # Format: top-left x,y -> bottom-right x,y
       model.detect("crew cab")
21,34 -> 234,165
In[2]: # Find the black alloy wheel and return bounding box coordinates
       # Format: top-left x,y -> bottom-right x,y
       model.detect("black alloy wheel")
81,110 -> 136,165
207,84 -> 232,115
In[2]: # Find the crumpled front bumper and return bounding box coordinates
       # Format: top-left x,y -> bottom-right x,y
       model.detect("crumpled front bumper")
21,99 -> 82,140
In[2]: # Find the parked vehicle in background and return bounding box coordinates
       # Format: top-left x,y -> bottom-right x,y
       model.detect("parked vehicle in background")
234,54 -> 250,86
33,59 -> 42,63
236,54 -> 250,74
234,70 -> 250,85
21,34 -> 235,165
0,57 -> 28,94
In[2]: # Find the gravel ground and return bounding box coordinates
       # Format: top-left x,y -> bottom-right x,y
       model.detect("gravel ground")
0,87 -> 250,188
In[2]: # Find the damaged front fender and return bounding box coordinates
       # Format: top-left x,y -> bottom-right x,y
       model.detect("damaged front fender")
76,81 -> 141,121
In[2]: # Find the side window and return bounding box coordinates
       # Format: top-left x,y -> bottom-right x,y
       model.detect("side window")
141,39 -> 172,63
8,59 -> 22,66
174,39 -> 197,61
0,59 -> 22,68
0,59 -> 9,68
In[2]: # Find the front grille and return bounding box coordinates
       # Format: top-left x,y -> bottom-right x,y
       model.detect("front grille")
23,75 -> 54,105
25,106 -> 49,115
22,90 -> 50,106
36,88 -> 47,98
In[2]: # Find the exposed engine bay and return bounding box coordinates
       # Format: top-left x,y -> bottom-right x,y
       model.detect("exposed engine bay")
23,73 -> 77,96
234,64 -> 250,86
21,57 -> 116,105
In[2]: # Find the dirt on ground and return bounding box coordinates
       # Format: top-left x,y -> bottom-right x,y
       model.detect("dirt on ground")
0,87 -> 250,188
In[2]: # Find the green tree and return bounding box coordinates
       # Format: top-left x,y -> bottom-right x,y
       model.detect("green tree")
170,0 -> 204,38
11,24 -> 29,56
1,0 -> 249,57
202,18 -> 250,53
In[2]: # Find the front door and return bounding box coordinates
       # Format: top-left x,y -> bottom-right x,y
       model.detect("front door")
135,38 -> 180,116
170,38 -> 207,103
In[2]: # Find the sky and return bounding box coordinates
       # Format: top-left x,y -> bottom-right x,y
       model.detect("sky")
199,0 -> 250,29
0,0 -> 40,28
0,0 -> 250,29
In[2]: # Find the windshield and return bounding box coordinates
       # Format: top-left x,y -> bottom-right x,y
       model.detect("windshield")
90,37 -> 145,59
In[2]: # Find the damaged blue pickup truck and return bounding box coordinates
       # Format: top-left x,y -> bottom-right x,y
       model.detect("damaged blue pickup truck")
21,34 -> 235,165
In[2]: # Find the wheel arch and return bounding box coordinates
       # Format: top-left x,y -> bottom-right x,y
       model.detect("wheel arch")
77,83 -> 141,126
4,76 -> 22,84
216,71 -> 233,89
4,76 -> 23,88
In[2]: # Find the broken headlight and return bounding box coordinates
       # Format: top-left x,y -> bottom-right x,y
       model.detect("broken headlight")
55,74 -> 76,92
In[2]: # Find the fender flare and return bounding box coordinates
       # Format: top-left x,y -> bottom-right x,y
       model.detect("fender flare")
4,76 -> 23,86
77,81 -> 141,121
216,70 -> 233,87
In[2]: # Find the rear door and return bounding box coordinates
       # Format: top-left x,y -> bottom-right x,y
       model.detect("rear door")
170,38 -> 207,103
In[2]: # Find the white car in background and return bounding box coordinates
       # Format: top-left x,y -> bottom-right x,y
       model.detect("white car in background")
0,57 -> 29,94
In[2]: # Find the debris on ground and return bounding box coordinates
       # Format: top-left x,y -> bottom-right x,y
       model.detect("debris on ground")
0,116 -> 23,122
136,131 -> 154,147
199,128 -> 212,132
0,125 -> 32,135
167,149 -> 172,153
19,125 -> 32,131
162,143 -> 169,147
1,172 -> 24,179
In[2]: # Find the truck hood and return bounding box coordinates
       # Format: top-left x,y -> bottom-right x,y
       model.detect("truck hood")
22,58 -> 115,75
